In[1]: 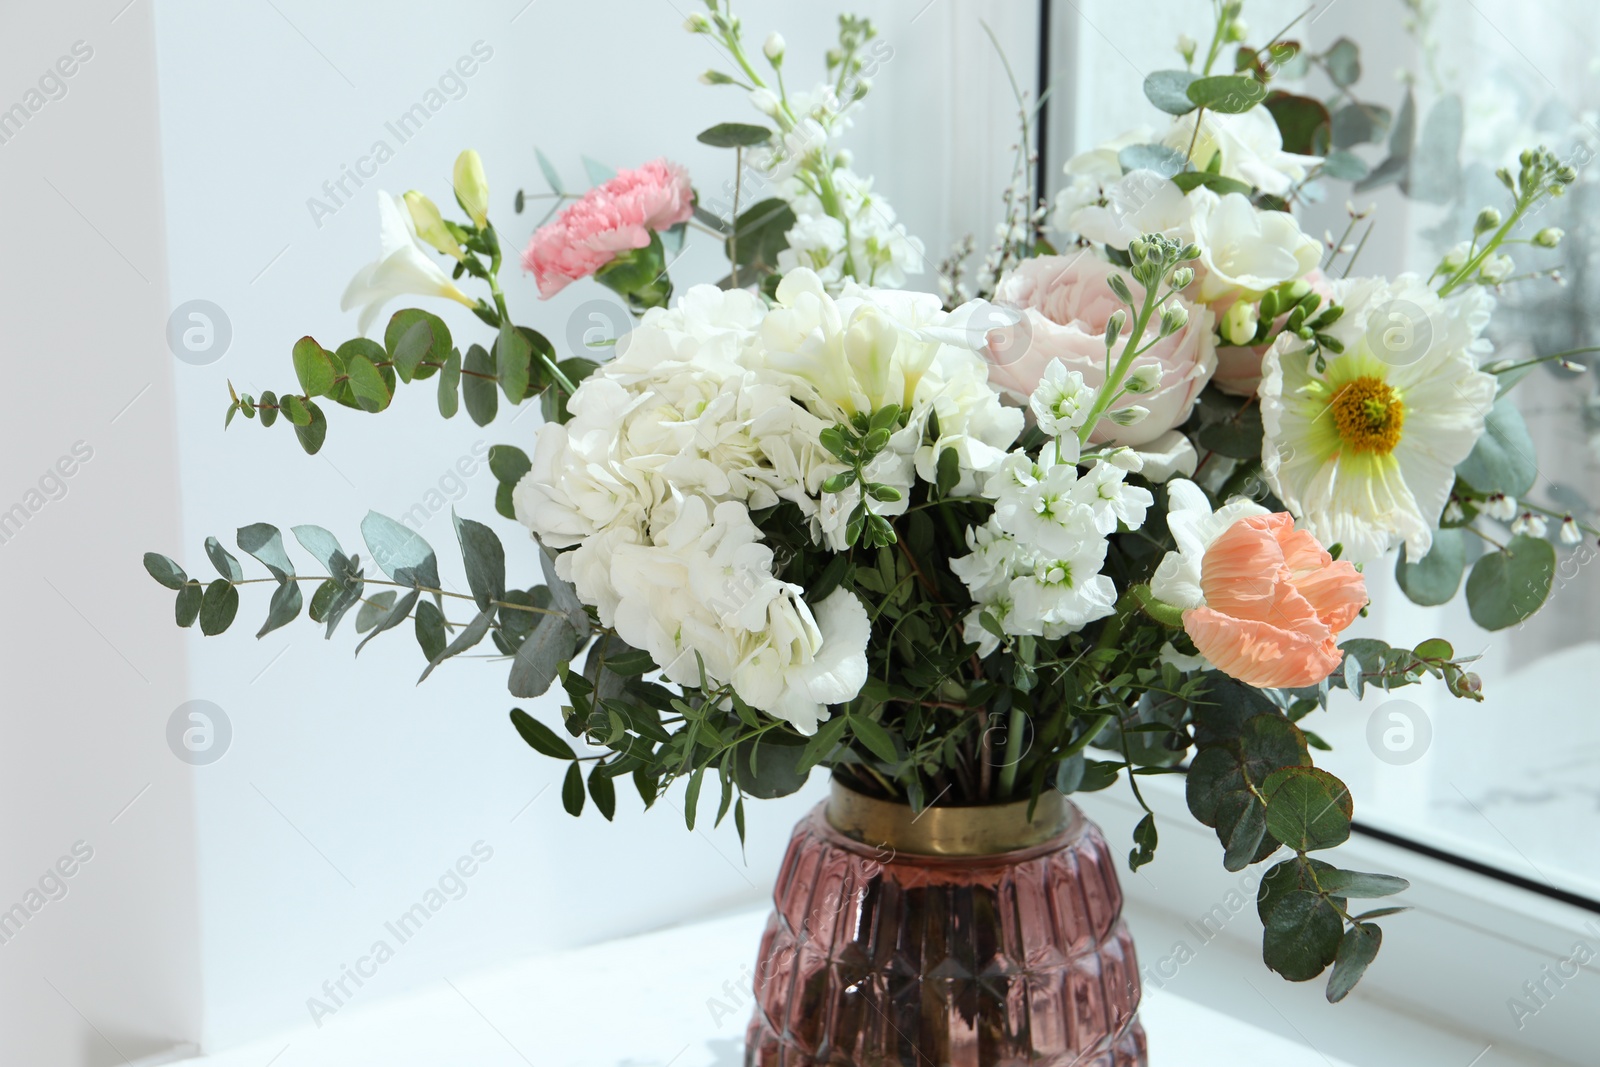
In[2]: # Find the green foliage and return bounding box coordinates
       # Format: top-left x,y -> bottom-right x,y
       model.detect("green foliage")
1142,70 -> 1200,115
697,122 -> 773,148
1466,535 -> 1555,631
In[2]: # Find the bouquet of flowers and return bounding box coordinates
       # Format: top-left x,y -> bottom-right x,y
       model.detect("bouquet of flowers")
144,0 -> 1584,1004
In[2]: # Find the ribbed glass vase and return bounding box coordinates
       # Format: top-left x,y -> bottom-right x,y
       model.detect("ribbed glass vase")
745,778 -> 1147,1067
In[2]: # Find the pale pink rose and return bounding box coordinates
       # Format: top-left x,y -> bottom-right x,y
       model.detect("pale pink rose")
1209,269 -> 1335,397
984,255 -> 1216,446
522,159 -> 695,298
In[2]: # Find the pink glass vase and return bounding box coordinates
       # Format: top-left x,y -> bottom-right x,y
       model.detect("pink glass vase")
745,779 -> 1147,1067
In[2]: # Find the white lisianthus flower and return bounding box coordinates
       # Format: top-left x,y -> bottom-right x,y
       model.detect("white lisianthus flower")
1260,277 -> 1498,563
341,191 -> 478,335
1161,108 -> 1320,196
1188,188 -> 1321,302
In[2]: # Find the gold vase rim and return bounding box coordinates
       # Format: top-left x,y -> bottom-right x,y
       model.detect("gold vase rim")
825,778 -> 1074,857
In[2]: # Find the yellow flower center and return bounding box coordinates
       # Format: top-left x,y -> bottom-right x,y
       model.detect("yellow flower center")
1330,376 -> 1404,455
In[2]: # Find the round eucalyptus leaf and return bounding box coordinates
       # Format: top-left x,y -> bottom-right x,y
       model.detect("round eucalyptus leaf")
1394,527 -> 1465,606
1466,535 -> 1555,631
1186,74 -> 1268,114
1456,397 -> 1537,496
1143,70 -> 1200,115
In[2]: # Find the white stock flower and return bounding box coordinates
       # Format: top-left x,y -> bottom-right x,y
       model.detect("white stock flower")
341,192 -> 477,335
1188,188 -> 1321,302
1028,359 -> 1092,439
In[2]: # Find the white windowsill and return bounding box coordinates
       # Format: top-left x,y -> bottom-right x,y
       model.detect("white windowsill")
156,907 -> 1360,1067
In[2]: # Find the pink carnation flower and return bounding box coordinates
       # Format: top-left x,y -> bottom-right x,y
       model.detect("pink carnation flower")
522,159 -> 694,298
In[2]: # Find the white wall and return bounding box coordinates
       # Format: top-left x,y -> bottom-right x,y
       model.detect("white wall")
143,0 -> 1040,1053
0,2 -> 202,1065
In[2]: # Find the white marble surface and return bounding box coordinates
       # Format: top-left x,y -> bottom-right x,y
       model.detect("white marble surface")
162,908 -> 1356,1067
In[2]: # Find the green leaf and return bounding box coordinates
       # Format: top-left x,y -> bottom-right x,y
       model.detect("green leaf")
1456,397 -> 1537,496
1326,923 -> 1382,1003
1169,171 -> 1254,196
291,525 -> 344,571
1465,535 -> 1555,631
562,761 -> 585,816
389,320 -> 433,383
697,122 -> 773,148
1262,766 -> 1353,851
581,156 -> 614,186
356,590 -> 398,632
174,581 -> 203,627
360,511 -> 440,590
496,322 -> 531,402
726,198 -> 795,270
452,512 -> 505,610
1263,889 -> 1345,981
507,614 -> 579,698
259,391 -> 279,428
384,309 -> 450,381
292,337 -> 336,397
205,536 -> 243,582
1186,74 -> 1268,114
510,707 -> 576,760
1264,91 -> 1330,156
798,714 -> 852,774
462,344 -> 499,426
257,580 -> 303,638
414,599 -> 446,661
342,349 -> 391,413
143,553 -> 188,590
1394,527 -> 1465,606
1318,869 -> 1410,898
293,400 -> 327,454
534,147 -> 565,195
1129,813 -> 1159,871
354,588 -> 418,654
237,523 -> 295,582
1331,103 -> 1391,149
281,393 -> 311,426
1143,69 -> 1200,115
539,546 -> 591,640
734,733 -> 810,800
589,765 -> 616,821
417,605 -> 495,682
1413,637 -> 1453,660
437,348 -> 461,419
1117,143 -> 1187,176
1321,149 -> 1370,181
490,445 -> 532,520
199,579 -> 239,636
1323,37 -> 1361,87
850,715 -> 899,764
1221,794 -> 1268,871
684,766 -> 706,830
1406,93 -> 1463,204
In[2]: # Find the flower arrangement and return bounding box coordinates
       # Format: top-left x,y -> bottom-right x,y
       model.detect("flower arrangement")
144,0 -> 1588,1006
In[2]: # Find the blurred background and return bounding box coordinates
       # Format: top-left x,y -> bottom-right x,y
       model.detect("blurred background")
2,1 -> 1597,1064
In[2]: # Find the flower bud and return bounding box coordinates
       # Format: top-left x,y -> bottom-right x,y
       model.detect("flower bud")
1440,241 -> 1471,272
684,12 -> 711,32
403,191 -> 464,260
1474,207 -> 1502,234
1533,226 -> 1564,248
1478,253 -> 1514,284
1105,309 -> 1126,349
749,88 -> 781,116
1556,164 -> 1579,184
1125,363 -> 1163,393
763,32 -> 785,62
1160,302 -> 1191,337
700,69 -> 735,85
1128,237 -> 1150,263
1176,33 -> 1197,63
1219,300 -> 1258,345
1560,516 -> 1583,544
1170,266 -> 1195,289
452,149 -> 490,229
1106,405 -> 1150,427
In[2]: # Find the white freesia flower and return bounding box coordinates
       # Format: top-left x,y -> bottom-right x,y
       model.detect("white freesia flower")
341,191 -> 477,335
1188,188 -> 1321,301
1161,108 -> 1319,196
1049,127 -> 1154,237
1260,277 -> 1497,563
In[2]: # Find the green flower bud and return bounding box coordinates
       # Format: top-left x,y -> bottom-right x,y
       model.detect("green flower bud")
1474,207 -> 1502,234
1533,227 -> 1564,248
452,149 -> 490,229
403,191 -> 464,261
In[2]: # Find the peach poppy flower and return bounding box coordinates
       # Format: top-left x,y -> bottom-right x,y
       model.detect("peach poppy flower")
1150,481 -> 1366,689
